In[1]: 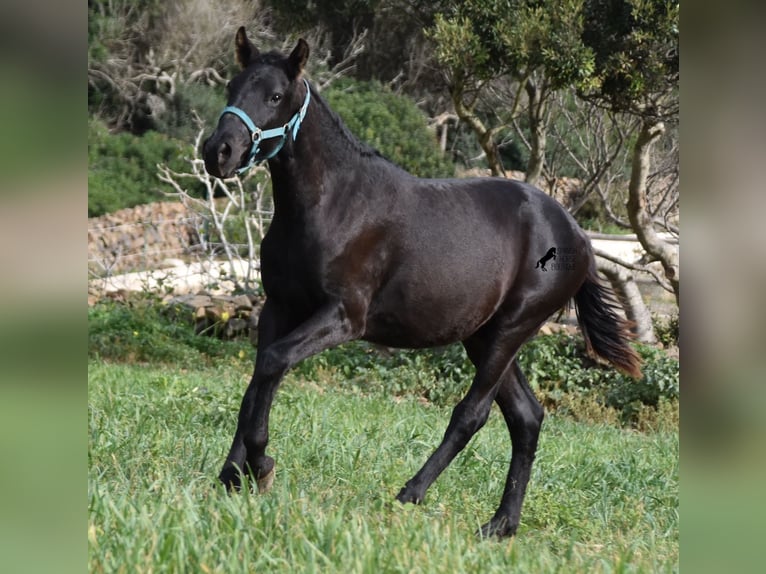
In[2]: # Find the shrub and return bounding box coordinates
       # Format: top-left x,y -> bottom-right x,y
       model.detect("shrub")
292,342 -> 472,406
323,79 -> 456,178
88,296 -> 251,367
152,82 -> 225,143
294,332 -> 678,427
517,333 -> 679,426
88,118 -> 200,217
653,313 -> 679,348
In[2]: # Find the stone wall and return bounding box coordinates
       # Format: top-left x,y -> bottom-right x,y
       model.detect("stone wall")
88,202 -> 201,275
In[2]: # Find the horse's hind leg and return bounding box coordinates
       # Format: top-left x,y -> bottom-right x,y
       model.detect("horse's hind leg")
395,371 -> 498,505
479,360 -> 543,538
395,319 -> 538,508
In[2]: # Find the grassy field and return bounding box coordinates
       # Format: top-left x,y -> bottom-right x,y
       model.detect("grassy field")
88,359 -> 678,573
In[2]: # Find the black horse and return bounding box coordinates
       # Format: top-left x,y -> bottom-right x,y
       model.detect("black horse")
202,29 -> 641,538
535,247 -> 557,271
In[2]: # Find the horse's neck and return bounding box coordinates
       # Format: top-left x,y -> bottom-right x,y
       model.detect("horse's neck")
268,94 -> 373,218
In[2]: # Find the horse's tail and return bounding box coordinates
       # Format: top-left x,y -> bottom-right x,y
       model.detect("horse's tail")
574,264 -> 642,379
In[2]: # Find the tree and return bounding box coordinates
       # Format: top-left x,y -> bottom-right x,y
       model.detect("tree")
544,91 -> 679,343
581,0 -> 680,303
428,0 -> 596,182
88,0 -> 262,133
264,1 -> 448,89
264,0 -> 378,69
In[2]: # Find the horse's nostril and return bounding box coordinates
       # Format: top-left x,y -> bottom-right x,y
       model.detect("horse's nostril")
218,142 -> 231,162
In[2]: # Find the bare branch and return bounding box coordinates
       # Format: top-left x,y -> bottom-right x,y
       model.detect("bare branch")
317,28 -> 368,91
157,128 -> 273,292
593,248 -> 674,294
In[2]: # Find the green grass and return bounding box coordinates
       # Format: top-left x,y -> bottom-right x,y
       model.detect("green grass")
89,360 -> 678,573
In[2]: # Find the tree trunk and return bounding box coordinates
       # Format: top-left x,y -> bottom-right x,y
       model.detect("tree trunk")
596,257 -> 656,344
451,85 -> 506,176
525,79 -> 546,186
627,119 -> 680,304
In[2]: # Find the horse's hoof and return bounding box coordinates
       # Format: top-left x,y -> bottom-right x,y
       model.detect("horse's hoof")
477,516 -> 516,539
395,485 -> 423,505
256,466 -> 275,493
219,468 -> 243,492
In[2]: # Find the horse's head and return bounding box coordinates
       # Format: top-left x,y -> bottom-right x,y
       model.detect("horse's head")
203,28 -> 310,178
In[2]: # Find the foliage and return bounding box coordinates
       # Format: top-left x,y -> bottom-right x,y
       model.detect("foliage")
426,0 -> 599,179
293,332 -> 678,427
265,0 -> 429,81
89,359 -> 678,572
580,1 -> 680,305
517,333 -> 678,425
265,0 -> 376,60
88,0 -> 176,130
430,0 -> 596,89
146,82 -> 225,143
453,120 -> 526,172
653,313 -> 679,348
581,0 -> 679,117
88,118 -> 200,217
89,0 -> 259,133
324,79 -> 455,178
430,13 -> 489,79
292,342 -> 472,407
88,296 -> 252,368
88,0 -> 167,63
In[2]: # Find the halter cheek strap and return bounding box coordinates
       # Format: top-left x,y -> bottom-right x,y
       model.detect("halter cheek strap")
219,78 -> 311,173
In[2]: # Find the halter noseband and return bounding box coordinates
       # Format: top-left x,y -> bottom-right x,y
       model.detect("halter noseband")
219,78 -> 311,173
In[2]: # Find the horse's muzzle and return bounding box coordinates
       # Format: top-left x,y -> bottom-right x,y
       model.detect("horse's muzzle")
202,125 -> 250,179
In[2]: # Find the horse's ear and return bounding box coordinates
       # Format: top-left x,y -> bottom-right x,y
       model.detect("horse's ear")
235,26 -> 259,69
287,38 -> 309,79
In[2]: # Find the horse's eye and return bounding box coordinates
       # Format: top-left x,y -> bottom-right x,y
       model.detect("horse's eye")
270,93 -> 282,104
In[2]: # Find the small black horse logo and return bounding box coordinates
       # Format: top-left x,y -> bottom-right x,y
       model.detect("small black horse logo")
535,247 -> 557,271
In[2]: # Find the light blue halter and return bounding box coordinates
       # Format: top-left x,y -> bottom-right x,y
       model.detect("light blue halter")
219,78 -> 311,173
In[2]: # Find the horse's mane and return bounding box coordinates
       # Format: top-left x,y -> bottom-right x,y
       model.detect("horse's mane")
307,83 -> 391,164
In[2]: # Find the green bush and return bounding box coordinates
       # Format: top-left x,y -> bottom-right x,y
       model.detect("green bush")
292,342 -> 472,406
296,333 -> 678,427
88,296 -> 252,368
152,82 -> 225,143
89,79 -> 455,217
653,313 -> 679,348
517,333 -> 679,425
324,79 -> 456,178
88,118 -> 198,217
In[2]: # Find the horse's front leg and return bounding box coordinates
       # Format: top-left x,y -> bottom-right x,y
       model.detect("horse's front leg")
219,298 -> 364,492
219,298 -> 286,491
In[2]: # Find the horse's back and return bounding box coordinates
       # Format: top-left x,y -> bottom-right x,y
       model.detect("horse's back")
400,176 -> 588,274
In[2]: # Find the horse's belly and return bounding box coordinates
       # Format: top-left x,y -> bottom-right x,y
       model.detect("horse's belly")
362,274 -> 506,348
362,318 -> 482,349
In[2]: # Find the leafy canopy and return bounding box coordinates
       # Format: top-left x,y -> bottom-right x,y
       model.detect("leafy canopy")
429,0 -> 597,90
581,0 -> 679,117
